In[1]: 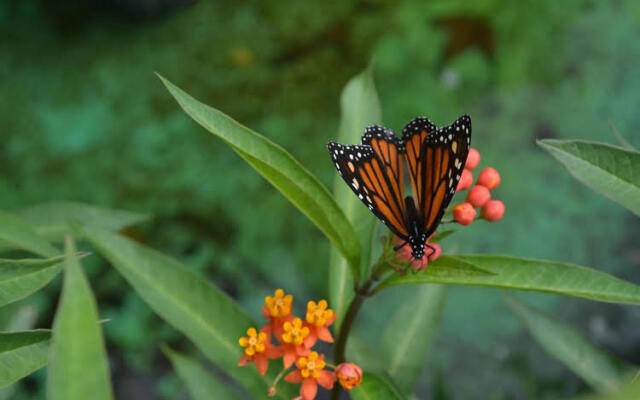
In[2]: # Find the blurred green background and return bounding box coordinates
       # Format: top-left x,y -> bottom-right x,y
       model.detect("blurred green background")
1,0 -> 639,399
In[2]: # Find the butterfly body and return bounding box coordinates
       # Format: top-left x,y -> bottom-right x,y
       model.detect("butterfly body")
328,115 -> 471,260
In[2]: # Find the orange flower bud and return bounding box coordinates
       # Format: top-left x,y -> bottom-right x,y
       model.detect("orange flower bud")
336,362 -> 363,390
466,185 -> 491,208
476,167 -> 501,190
465,148 -> 481,170
456,168 -> 473,192
453,202 -> 476,226
482,200 -> 505,221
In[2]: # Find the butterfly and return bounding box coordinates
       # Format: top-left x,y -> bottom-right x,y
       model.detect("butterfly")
327,115 -> 471,260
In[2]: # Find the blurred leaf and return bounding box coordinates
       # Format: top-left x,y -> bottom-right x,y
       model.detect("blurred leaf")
162,345 -> 242,400
380,284 -> 447,394
505,295 -> 633,393
82,226 -> 294,399
350,372 -> 406,400
0,210 -> 59,257
578,378 -> 640,400
158,74 -> 360,276
330,65 -> 381,331
376,255 -> 640,304
607,120 -> 635,151
0,256 -> 65,307
47,237 -> 113,400
430,229 -> 456,243
13,202 -> 150,242
538,139 -> 640,216
0,330 -> 50,387
346,334 -> 386,375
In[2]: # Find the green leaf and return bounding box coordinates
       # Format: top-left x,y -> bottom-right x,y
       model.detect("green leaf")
0,210 -> 59,257
538,139 -> 640,216
578,378 -> 640,400
430,229 -> 456,243
47,237 -> 113,400
380,284 -> 447,394
0,330 -> 50,387
82,226 -> 293,399
350,372 -> 406,400
505,295 -> 633,393
330,65 -> 382,331
162,346 -> 242,400
158,74 -> 360,274
13,202 -> 150,242
375,255 -> 640,304
607,120 -> 636,151
0,256 -> 65,307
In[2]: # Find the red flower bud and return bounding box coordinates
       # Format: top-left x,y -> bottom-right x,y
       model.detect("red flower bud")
453,202 -> 476,226
456,168 -> 473,192
476,167 -> 501,190
427,243 -> 441,262
465,148 -> 481,170
336,363 -> 363,390
481,200 -> 505,222
466,185 -> 491,208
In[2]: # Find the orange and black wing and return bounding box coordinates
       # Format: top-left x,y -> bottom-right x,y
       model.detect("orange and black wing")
402,115 -> 471,237
328,126 -> 408,239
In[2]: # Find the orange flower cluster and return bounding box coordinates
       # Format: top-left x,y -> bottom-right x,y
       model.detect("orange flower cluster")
454,148 -> 505,225
238,289 -> 362,399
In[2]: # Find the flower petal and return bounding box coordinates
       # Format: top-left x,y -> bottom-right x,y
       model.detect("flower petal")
283,348 -> 297,368
303,332 -> 317,349
317,370 -> 336,390
237,354 -> 251,366
301,378 -> 318,400
285,370 -> 303,384
317,326 -> 333,343
254,353 -> 269,375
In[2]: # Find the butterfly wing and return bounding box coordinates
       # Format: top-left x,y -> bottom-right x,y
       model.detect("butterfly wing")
328,126 -> 408,239
402,115 -> 471,237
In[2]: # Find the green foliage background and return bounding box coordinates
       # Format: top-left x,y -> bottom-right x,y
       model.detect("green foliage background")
1,1 -> 639,399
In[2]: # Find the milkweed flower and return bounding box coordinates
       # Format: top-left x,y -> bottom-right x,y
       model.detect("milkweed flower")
285,352 -> 336,400
482,199 -> 505,221
237,327 -> 281,375
477,167 -> 501,190
336,362 -> 363,390
262,288 -> 294,341
466,185 -> 491,208
281,317 -> 311,367
465,148 -> 481,169
393,235 -> 441,271
453,202 -> 476,226
456,168 -> 473,192
303,300 -> 336,348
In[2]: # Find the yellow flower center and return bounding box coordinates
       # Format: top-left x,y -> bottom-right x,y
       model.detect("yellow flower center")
282,317 -> 310,345
265,288 -> 293,318
306,299 -> 334,327
238,327 -> 267,356
297,351 -> 325,379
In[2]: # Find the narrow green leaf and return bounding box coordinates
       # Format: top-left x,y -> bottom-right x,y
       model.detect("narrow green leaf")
162,346 -> 242,400
47,237 -> 113,400
0,210 -> 59,257
14,202 -> 150,242
0,256 -> 65,307
505,295 -> 632,392
47,236 -> 113,400
158,74 -> 360,274
346,334 -> 386,375
578,378 -> 640,400
330,65 -> 381,331
0,330 -> 50,387
430,229 -> 456,243
350,372 -> 406,400
538,139 -> 640,216
607,120 -> 636,151
376,255 -> 640,304
82,227 -> 293,399
380,285 -> 447,394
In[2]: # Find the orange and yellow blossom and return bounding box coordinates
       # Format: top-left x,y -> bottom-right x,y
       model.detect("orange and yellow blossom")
336,362 -> 363,390
237,327 -> 281,375
281,317 -> 311,368
285,352 -> 336,400
261,288 -> 294,341
302,300 -> 336,348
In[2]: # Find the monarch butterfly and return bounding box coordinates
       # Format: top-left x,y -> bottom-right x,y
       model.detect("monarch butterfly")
327,115 -> 471,260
